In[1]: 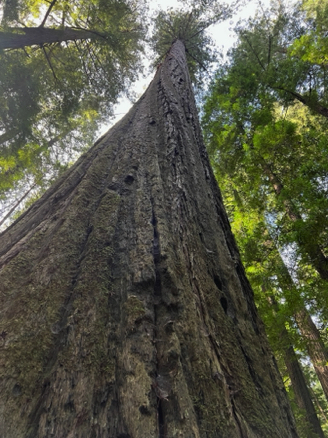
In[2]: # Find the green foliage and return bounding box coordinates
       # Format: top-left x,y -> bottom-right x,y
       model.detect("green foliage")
290,0 -> 328,65
0,0 -> 146,225
226,0 -> 328,116
150,9 -> 217,84
204,58 -> 328,309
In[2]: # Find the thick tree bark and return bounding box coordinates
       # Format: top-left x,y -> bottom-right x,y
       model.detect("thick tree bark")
0,27 -> 102,50
0,40 -> 298,437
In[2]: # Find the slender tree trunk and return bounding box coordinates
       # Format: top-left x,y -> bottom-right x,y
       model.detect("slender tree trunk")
266,294 -> 324,437
0,183 -> 36,228
0,27 -> 102,50
311,386 -> 328,423
274,257 -> 328,405
0,40 -> 298,438
282,330 -> 325,437
0,129 -> 19,145
294,308 -> 328,403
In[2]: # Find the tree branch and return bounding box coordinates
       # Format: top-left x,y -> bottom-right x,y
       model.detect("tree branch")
243,34 -> 266,71
0,27 -> 101,50
42,45 -> 58,82
73,40 -> 90,80
267,35 -> 272,67
273,85 -> 328,119
185,48 -> 207,71
70,26 -> 107,40
0,184 -> 36,228
39,0 -> 58,28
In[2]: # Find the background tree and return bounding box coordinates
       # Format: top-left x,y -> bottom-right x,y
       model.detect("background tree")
0,0 -> 244,228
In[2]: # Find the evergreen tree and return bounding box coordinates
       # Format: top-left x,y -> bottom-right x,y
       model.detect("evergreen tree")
0,21 -> 298,437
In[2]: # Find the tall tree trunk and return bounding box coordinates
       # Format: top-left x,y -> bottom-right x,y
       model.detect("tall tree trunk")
281,328 -> 325,437
274,256 -> 328,404
266,294 -> 324,437
0,27 -> 102,50
294,308 -> 328,403
0,40 -> 298,438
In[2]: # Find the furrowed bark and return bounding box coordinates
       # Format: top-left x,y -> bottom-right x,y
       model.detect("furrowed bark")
0,40 -> 298,438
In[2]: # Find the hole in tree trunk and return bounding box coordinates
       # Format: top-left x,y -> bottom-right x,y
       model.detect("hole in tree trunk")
220,296 -> 228,314
158,400 -> 165,438
124,175 -> 134,185
213,275 -> 222,291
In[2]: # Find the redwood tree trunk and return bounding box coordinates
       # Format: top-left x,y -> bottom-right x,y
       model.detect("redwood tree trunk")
0,40 -> 297,438
267,295 -> 324,437
282,330 -> 325,437
295,308 -> 328,403
276,258 -> 328,404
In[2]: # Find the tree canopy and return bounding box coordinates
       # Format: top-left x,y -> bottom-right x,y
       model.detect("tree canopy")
0,0 -> 146,224
0,0 -> 242,226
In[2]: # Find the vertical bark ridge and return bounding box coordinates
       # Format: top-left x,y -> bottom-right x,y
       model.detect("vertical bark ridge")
0,40 -> 298,437
150,201 -> 166,437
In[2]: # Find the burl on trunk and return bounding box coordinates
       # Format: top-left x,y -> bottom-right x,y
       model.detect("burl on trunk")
0,40 -> 297,438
